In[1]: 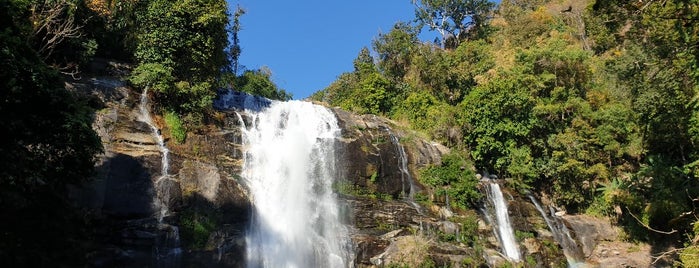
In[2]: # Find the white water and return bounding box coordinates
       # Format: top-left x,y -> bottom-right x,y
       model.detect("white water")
239,99 -> 351,268
387,133 -> 417,199
528,195 -> 584,267
137,87 -> 181,263
484,182 -> 521,261
138,87 -> 170,178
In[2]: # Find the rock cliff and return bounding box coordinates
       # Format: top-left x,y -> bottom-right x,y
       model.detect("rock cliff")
71,70 -> 653,267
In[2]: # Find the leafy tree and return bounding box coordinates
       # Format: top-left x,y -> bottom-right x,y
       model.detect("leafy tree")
373,22 -> 420,81
133,0 -> 230,114
353,46 -> 376,75
412,0 -> 494,47
229,5 -> 245,75
235,68 -> 292,101
339,72 -> 393,115
420,151 -> 481,208
407,39 -> 493,105
0,2 -> 102,265
459,68 -> 538,178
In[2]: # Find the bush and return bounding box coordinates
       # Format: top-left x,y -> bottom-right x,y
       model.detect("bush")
420,151 -> 480,209
164,111 -> 186,144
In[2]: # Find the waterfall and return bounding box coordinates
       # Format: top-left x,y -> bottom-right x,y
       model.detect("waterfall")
239,98 -> 351,268
387,132 -> 424,213
483,182 -> 521,261
137,87 -> 181,264
138,87 -> 169,178
528,195 -> 584,267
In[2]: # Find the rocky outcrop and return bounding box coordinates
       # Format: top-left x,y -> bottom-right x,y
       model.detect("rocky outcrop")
563,215 -> 652,267
68,75 -> 250,267
332,107 -> 448,198
71,73 -> 651,268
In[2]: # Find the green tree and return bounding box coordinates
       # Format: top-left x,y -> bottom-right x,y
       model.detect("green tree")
339,72 -> 393,115
420,151 -> 481,208
0,2 -> 102,265
373,22 -> 420,81
412,0 -> 494,47
235,68 -> 292,101
133,0 -> 230,114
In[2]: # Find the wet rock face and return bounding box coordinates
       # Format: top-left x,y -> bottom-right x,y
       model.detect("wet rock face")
70,78 -> 251,267
332,108 -> 448,199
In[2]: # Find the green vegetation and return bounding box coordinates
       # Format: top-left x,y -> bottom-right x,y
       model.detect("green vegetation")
420,151 -> 481,208
164,111 -> 187,144
0,1 -> 103,266
180,209 -> 219,250
0,0 -> 293,265
3,0 -> 699,265
312,0 -> 699,259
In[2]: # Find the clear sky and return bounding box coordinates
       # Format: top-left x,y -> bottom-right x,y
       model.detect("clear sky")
228,1 -> 430,100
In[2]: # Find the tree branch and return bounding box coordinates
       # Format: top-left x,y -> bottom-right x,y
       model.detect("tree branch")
651,247 -> 682,264
627,207 -> 677,235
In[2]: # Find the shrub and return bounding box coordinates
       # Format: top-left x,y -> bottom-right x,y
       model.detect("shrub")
164,111 -> 186,144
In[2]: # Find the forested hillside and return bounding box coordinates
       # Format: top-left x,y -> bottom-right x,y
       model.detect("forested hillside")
312,0 -> 699,261
2,0 -> 698,266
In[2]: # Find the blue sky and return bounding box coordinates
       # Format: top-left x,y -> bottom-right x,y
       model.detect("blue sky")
228,1 -> 433,99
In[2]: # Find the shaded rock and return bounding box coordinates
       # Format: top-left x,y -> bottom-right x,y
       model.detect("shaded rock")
100,153 -> 158,218
353,234 -> 390,266
179,160 -> 221,201
562,215 -> 619,258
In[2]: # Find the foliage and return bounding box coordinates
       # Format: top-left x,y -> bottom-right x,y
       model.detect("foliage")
373,22 -> 420,81
164,111 -> 186,144
129,63 -> 174,93
0,2 -> 102,265
0,0 -> 102,194
234,68 -> 292,101
131,0 -> 230,115
412,0 -> 495,47
420,151 -> 481,208
180,209 -> 218,249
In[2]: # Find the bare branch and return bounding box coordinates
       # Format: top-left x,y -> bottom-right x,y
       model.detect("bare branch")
626,207 -> 678,235
651,247 -> 682,264
30,1 -> 83,60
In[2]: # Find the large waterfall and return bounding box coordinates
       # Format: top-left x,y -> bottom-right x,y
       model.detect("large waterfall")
238,97 -> 351,268
484,182 -> 521,261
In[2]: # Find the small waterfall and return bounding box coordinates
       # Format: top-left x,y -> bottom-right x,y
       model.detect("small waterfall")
138,87 -> 169,178
239,96 -> 351,268
137,87 -> 181,265
528,195 -> 584,267
387,132 -> 425,215
483,182 -> 521,261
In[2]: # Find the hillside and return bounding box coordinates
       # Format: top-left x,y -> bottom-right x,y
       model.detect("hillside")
1,0 -> 697,266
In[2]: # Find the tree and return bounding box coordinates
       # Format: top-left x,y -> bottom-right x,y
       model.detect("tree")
412,0 -> 494,48
420,151 -> 481,208
373,22 -> 420,81
353,46 -> 376,75
0,3 -> 102,265
133,0 -> 230,114
229,5 -> 245,75
235,68 -> 292,101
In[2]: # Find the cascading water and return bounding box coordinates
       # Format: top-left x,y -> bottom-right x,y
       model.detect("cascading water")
238,97 -> 351,268
528,195 -> 584,267
139,87 -> 170,179
137,87 -> 181,264
483,182 -> 521,262
387,132 -> 423,214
